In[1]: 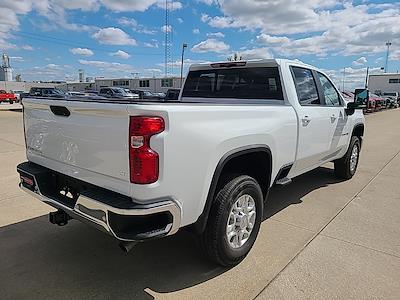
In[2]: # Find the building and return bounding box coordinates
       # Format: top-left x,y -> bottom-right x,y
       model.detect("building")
57,82 -> 95,92
0,54 -> 13,82
78,69 -> 85,83
94,77 -> 184,93
368,73 -> 400,95
0,81 -> 60,92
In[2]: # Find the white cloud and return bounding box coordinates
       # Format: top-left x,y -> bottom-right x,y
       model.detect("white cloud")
203,1 -> 400,57
193,28 -> 200,34
21,45 -> 34,51
46,63 -> 61,69
352,57 -> 368,66
198,0 -> 219,5
78,59 -> 136,72
201,13 -> 210,23
144,40 -> 159,48
10,56 -> 24,62
100,0 -> 158,12
323,66 -> 383,90
70,48 -> 94,56
161,25 -> 172,33
192,39 -> 230,53
237,47 -> 273,60
256,34 -> 290,45
389,50 -> 400,61
118,17 -> 156,34
177,17 -> 184,24
207,32 -> 225,38
156,1 -> 182,11
92,27 -> 137,45
110,50 -> 131,59
53,0 -> 100,11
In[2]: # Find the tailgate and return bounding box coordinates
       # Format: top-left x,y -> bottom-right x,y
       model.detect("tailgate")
23,98 -> 131,194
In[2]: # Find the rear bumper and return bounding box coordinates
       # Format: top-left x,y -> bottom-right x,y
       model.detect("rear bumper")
17,161 -> 181,242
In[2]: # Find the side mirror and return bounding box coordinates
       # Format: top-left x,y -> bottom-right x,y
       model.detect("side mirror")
346,98 -> 366,116
354,88 -> 369,106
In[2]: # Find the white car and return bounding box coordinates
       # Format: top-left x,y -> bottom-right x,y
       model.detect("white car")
17,59 -> 365,266
11,90 -> 25,101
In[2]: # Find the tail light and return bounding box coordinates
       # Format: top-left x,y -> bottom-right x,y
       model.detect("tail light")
129,116 -> 165,184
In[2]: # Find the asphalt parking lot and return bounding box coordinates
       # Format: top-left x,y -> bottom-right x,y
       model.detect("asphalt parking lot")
0,109 -> 399,300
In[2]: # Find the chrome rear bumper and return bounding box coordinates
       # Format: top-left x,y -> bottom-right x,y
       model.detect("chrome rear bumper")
17,162 -> 181,242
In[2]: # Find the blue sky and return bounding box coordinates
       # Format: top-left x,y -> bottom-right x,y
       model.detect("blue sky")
1,0 -> 400,88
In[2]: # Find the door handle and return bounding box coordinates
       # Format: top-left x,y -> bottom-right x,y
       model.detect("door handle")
302,116 -> 311,127
330,115 -> 337,123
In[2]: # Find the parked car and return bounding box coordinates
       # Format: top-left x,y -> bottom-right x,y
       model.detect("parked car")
98,87 -> 139,99
341,91 -> 354,104
11,90 -> 25,101
165,88 -> 181,101
154,92 -> 166,100
130,90 -> 161,100
66,91 -> 86,97
0,90 -> 17,104
18,59 -> 365,266
384,96 -> 399,109
382,92 -> 399,101
370,93 -> 385,111
29,87 -> 65,98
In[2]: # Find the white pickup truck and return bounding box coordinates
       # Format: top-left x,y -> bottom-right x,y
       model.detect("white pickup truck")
17,59 -> 365,266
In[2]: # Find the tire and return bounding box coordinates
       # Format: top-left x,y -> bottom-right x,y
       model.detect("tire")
334,136 -> 361,179
9,100 -> 13,104
200,175 -> 263,267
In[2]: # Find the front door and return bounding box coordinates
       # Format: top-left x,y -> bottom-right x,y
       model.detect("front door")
290,67 -> 333,174
315,71 -> 351,158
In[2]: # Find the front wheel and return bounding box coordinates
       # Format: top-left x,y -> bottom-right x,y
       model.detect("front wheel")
9,100 -> 14,104
200,175 -> 263,266
334,136 -> 361,179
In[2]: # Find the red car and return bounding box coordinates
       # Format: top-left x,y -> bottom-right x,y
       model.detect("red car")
370,93 -> 385,111
0,90 -> 17,104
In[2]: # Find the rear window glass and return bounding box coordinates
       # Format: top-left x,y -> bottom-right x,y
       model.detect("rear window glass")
182,67 -> 283,100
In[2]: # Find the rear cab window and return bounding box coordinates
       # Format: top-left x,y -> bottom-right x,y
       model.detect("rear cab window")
182,67 -> 284,101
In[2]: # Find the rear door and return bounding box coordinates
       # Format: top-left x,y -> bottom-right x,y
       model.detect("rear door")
290,66 -> 333,173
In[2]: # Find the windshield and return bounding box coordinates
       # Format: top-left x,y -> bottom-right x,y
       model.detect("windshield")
112,88 -> 128,95
52,89 -> 65,95
182,67 -> 283,100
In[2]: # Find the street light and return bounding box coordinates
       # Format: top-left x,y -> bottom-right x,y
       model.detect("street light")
180,43 -> 188,88
385,41 -> 392,73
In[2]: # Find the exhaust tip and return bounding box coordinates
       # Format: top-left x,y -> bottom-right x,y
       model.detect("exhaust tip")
119,241 -> 137,253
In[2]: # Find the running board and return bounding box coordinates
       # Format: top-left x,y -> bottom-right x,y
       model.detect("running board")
275,177 -> 292,186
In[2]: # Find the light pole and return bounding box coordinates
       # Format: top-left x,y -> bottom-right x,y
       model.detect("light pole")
342,67 -> 346,92
365,66 -> 369,88
180,43 -> 187,88
385,41 -> 392,73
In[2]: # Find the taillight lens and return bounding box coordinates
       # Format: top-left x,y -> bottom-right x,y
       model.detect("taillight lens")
129,116 -> 165,184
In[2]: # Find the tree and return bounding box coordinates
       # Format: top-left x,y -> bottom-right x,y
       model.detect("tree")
227,53 -> 242,61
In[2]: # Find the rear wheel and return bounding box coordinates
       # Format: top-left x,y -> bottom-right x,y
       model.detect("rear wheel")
9,100 -> 14,104
334,136 -> 360,179
200,175 -> 263,266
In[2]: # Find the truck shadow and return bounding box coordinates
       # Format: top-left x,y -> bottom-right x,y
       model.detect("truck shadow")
264,165 -> 344,220
0,166 -> 342,299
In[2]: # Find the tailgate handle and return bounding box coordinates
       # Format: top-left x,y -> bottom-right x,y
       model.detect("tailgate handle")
50,106 -> 70,117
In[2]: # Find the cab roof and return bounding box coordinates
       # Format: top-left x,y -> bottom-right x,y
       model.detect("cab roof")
188,58 -> 316,71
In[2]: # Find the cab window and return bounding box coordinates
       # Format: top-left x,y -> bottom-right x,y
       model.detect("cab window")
317,72 -> 341,106
291,67 -> 320,105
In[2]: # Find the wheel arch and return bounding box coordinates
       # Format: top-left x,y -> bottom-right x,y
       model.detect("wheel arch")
193,145 -> 272,234
352,123 -> 364,146
352,123 -> 364,137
